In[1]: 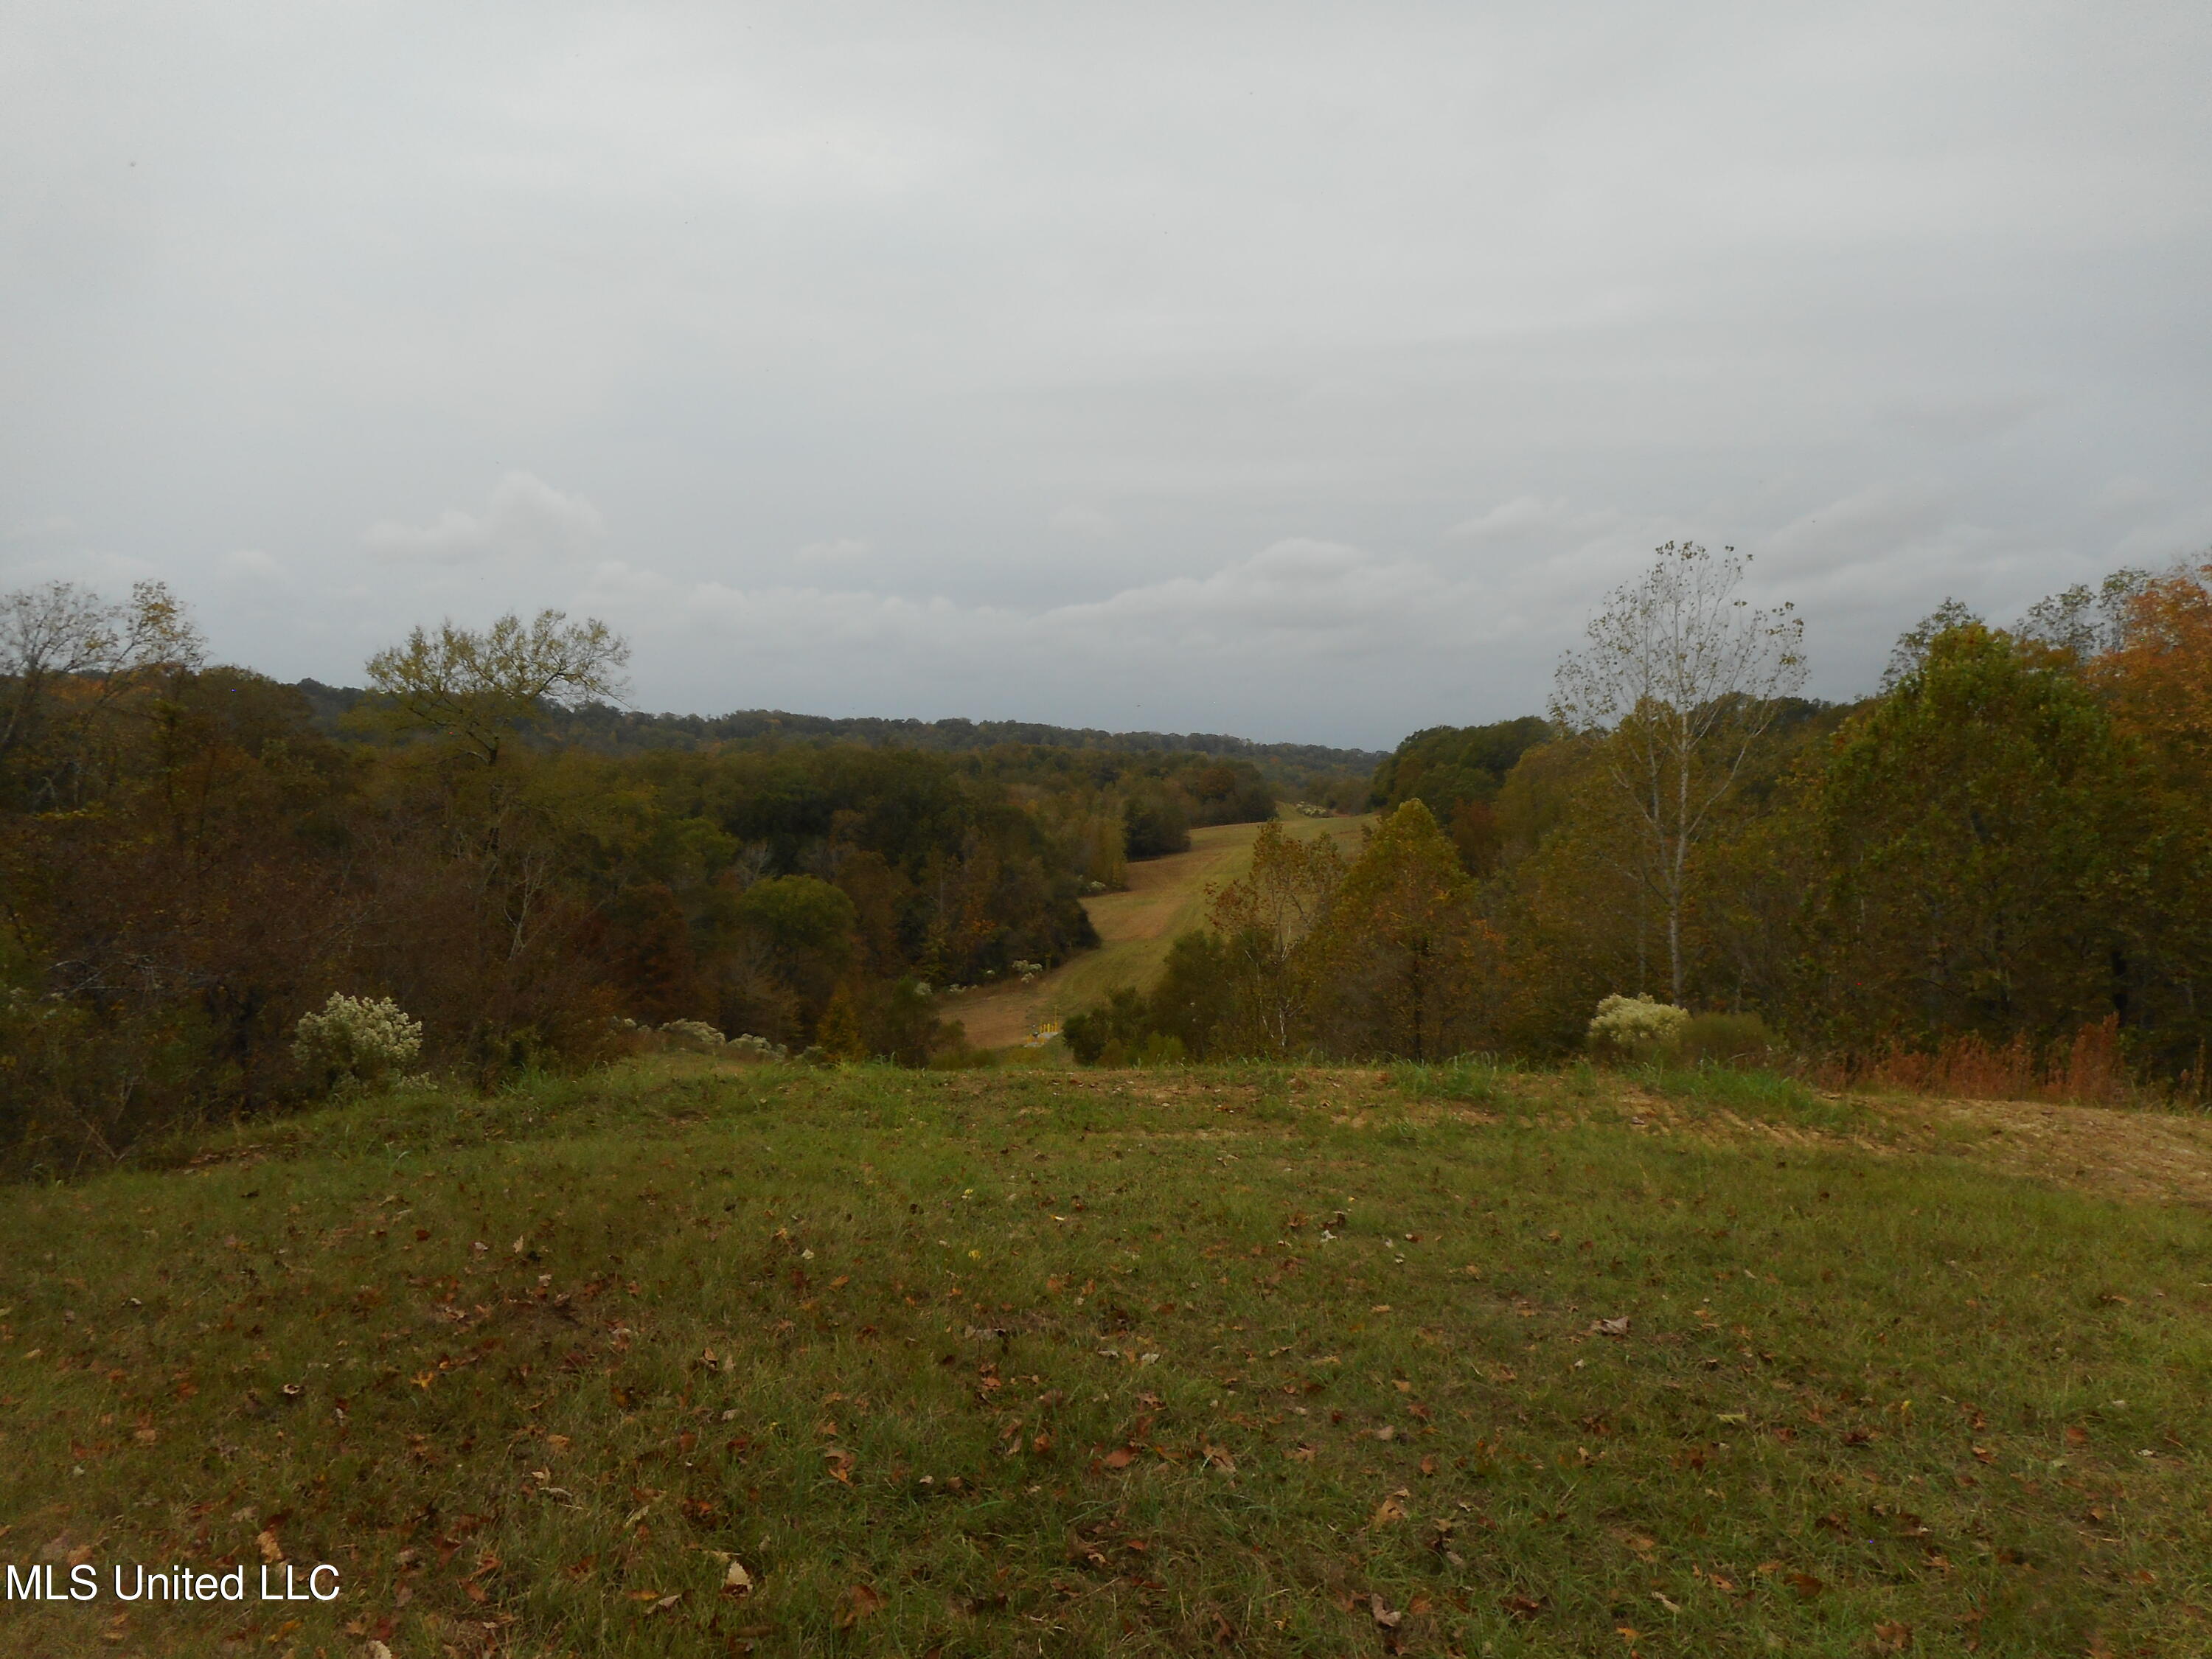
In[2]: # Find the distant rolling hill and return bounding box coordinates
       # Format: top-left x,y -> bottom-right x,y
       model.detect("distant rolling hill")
291,681 -> 1388,794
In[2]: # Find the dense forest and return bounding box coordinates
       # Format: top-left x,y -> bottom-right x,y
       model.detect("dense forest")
0,590 -> 1284,1171
293,681 -> 1382,802
1073,552 -> 2212,1098
6,547 -> 2210,1173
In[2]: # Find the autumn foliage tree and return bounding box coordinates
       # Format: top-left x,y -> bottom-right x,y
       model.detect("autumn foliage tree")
1305,801 -> 1502,1060
2092,563 -> 2212,1066
1203,818 -> 1345,1055
0,579 -> 204,810
0,585 -> 1107,1168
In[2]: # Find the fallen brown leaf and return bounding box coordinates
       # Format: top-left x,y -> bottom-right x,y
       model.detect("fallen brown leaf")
839,1584 -> 887,1628
41,1535 -> 93,1569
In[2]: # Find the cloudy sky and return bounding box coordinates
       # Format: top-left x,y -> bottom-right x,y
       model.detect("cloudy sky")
4,1 -> 2208,747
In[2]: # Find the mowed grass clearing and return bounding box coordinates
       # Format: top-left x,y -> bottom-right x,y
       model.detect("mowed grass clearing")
4,1060 -> 2210,1658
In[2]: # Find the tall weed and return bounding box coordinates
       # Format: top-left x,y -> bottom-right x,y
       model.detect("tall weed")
1823,1014 -> 2138,1105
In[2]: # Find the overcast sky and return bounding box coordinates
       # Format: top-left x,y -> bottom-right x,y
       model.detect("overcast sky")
4,2 -> 2208,747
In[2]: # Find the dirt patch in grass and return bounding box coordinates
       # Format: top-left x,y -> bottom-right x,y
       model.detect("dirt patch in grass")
1871,1094 -> 2212,1208
1399,1060 -> 2212,1211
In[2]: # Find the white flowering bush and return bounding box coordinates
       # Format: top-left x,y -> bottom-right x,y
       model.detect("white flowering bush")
611,1018 -> 787,1059
658,1019 -> 728,1050
293,993 -> 423,1091
1587,994 -> 1690,1059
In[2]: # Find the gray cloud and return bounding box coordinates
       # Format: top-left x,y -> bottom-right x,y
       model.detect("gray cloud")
4,1 -> 2209,745
364,472 -> 605,565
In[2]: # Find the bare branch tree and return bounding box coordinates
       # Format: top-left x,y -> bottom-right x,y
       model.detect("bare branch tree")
0,580 -> 204,806
364,610 -> 630,765
1549,542 -> 1805,1005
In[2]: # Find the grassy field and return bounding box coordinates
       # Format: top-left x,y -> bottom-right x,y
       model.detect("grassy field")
945,813 -> 1372,1049
4,1058 -> 2211,1658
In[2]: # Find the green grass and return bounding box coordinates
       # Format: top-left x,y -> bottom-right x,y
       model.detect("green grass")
1628,1065 -> 1879,1136
1390,1058 -> 1515,1106
4,1058 -> 2209,1657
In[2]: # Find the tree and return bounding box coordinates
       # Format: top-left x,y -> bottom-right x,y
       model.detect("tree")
731,874 -> 858,1041
1205,818 -> 1346,1055
1488,742 -> 1651,1049
2089,562 -> 2212,1064
1121,790 -> 1190,858
1368,717 -> 1552,823
2094,561 -> 2212,782
0,579 -> 203,808
1550,543 -> 1804,1004
2019,569 -> 2151,662
364,610 -> 630,765
1305,801 -> 1499,1060
1810,624 -> 2141,1047
1882,597 -> 1980,690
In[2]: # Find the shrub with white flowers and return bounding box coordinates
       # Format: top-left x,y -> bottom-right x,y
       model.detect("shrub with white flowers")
1587,993 -> 1689,1057
293,993 -> 423,1091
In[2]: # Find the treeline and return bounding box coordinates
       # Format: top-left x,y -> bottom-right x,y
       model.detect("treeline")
1366,716 -> 1554,874
308,670 -> 1287,880
1072,552 -> 2212,1091
293,681 -> 1382,799
0,590 -> 1284,1172
959,746 -> 1279,869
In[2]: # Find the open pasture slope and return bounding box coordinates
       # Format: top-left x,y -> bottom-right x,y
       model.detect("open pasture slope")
3,1061 -> 2209,1658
